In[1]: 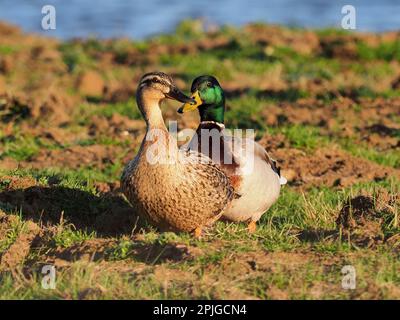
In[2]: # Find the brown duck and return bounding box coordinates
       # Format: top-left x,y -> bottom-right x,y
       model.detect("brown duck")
121,72 -> 234,236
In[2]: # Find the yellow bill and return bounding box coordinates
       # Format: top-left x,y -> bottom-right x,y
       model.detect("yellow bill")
177,90 -> 202,113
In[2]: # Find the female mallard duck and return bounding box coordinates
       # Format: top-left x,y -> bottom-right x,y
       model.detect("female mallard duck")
121,72 -> 234,236
178,75 -> 287,233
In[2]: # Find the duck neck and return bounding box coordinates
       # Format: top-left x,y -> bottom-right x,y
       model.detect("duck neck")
137,90 -> 167,131
198,102 -> 225,126
136,90 -> 179,163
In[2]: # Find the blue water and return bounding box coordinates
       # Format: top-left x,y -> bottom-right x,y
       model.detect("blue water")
0,0 -> 399,39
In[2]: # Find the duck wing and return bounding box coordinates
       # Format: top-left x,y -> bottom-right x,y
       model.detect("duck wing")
180,149 -> 236,216
223,135 -> 287,186
185,123 -> 242,191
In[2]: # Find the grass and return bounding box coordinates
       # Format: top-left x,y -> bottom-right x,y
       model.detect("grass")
0,173 -> 399,298
0,133 -> 41,161
279,125 -> 328,150
53,226 -> 97,248
339,138 -> 400,169
0,45 -> 19,55
357,41 -> 400,61
0,213 -> 25,254
75,100 -> 141,125
160,52 -> 234,80
59,42 -> 97,72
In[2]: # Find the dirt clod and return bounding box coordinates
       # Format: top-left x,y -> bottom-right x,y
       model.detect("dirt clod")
274,148 -> 400,189
336,195 -> 384,247
76,71 -> 105,97
0,220 -> 40,271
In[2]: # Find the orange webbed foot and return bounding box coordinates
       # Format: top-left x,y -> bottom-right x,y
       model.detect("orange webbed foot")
247,220 -> 257,234
193,226 -> 203,238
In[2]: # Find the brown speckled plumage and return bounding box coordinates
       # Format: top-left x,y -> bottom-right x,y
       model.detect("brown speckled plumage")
121,72 -> 234,232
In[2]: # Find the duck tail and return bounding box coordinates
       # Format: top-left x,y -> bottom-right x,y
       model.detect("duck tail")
279,176 -> 287,185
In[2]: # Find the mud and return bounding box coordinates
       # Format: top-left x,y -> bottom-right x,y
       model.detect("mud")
88,114 -> 145,137
273,147 -> 400,189
48,239 -> 115,266
0,220 -> 40,271
337,189 -> 399,247
0,185 -> 139,236
31,145 -> 123,169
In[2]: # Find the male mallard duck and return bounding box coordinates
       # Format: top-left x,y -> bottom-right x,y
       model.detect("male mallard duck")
121,72 -> 234,236
178,75 -> 286,233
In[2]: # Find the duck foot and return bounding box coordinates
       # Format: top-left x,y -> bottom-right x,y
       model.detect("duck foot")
193,226 -> 203,238
247,221 -> 257,234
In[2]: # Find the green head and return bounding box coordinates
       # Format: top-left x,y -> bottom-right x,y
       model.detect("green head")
177,75 -> 225,124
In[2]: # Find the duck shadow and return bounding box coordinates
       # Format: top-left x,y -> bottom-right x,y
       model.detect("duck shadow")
296,229 -> 338,243
0,186 -> 198,266
51,239 -> 194,266
0,186 -> 143,237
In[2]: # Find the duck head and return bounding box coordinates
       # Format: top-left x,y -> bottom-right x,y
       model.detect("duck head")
177,75 -> 225,124
136,72 -> 194,127
137,71 -> 194,105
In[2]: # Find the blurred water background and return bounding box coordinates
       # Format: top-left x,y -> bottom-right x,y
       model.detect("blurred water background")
0,0 -> 399,39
